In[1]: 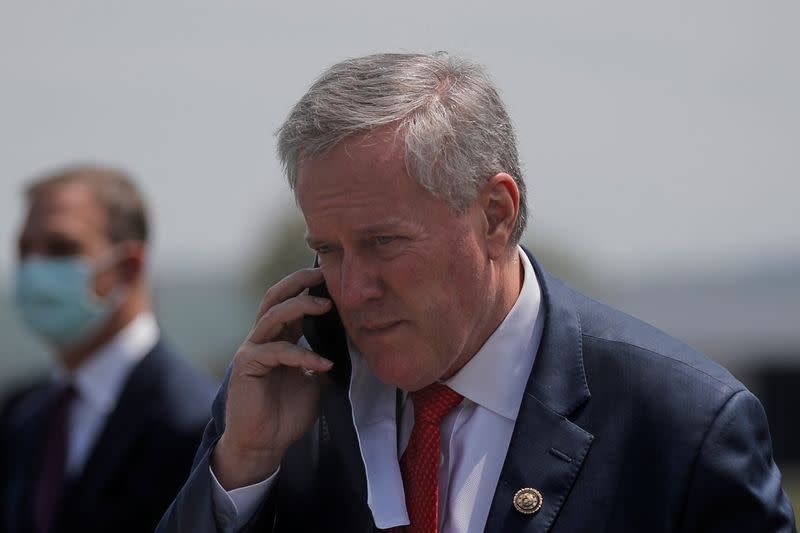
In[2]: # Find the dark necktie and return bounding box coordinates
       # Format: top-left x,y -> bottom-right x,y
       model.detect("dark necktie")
399,383 -> 464,533
34,383 -> 75,533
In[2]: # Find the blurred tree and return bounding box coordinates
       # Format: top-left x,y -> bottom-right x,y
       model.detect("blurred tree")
523,235 -> 596,295
247,210 -> 314,289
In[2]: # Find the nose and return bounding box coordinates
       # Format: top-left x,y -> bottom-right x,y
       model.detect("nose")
333,251 -> 382,310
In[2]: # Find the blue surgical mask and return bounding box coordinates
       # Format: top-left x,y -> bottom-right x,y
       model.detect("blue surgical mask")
13,256 -> 123,348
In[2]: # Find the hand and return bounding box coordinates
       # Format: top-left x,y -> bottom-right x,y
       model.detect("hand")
212,268 -> 334,489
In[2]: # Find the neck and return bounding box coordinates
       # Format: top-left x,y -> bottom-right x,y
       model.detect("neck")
441,249 -> 523,381
481,250 -> 523,346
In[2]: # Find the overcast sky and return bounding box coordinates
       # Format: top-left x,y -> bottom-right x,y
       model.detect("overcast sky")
1,0 -> 798,286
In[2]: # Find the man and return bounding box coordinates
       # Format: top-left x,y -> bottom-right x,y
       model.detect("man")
158,53 -> 797,532
0,165 -> 217,533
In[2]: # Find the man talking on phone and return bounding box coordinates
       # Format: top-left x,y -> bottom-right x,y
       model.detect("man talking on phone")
158,53 -> 796,532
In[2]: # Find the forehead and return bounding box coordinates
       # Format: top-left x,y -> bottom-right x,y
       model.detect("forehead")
22,182 -> 108,238
297,129 -> 427,203
300,128 -> 406,182
296,130 -> 430,228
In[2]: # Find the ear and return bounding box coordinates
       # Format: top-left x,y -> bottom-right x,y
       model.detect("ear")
479,173 -> 519,260
117,241 -> 147,283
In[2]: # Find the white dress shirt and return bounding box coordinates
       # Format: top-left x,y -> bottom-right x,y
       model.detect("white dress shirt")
52,312 -> 159,476
212,248 -> 543,532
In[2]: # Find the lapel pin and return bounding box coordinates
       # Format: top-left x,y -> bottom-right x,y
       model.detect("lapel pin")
513,487 -> 543,515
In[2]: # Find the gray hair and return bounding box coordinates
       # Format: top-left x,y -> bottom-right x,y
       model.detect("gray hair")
277,52 -> 528,245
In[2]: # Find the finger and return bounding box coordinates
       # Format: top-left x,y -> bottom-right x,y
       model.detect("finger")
249,293 -> 332,344
234,341 -> 334,378
256,268 -> 325,319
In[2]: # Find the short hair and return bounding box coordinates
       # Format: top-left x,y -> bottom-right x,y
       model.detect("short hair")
26,164 -> 150,244
277,52 -> 528,245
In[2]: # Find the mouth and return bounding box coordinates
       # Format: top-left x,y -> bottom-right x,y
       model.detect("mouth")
358,320 -> 404,335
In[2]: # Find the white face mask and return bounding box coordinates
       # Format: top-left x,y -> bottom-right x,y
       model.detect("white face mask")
13,249 -> 127,348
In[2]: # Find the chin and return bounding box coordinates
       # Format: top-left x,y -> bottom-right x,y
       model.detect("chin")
360,347 -> 422,390
372,358 -> 438,392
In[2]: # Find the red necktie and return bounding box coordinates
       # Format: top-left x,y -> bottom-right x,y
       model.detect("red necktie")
35,383 -> 75,533
399,384 -> 464,533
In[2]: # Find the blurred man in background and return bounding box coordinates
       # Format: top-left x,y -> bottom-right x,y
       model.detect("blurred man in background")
0,164 -> 217,533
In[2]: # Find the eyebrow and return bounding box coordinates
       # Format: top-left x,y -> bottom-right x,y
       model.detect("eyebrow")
305,218 -> 420,247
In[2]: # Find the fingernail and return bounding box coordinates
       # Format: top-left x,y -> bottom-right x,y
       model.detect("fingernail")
321,358 -> 334,368
314,297 -> 330,306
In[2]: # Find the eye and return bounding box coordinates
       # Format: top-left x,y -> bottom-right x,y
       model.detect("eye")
314,242 -> 343,255
46,237 -> 81,257
373,236 -> 396,246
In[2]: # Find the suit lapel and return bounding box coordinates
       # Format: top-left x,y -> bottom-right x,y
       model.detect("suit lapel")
484,396 -> 593,533
4,384 -> 53,532
485,254 -> 594,533
68,344 -> 165,504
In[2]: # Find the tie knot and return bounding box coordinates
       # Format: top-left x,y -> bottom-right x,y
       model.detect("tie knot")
409,383 -> 464,426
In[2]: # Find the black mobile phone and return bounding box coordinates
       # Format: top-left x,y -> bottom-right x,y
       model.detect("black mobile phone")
302,258 -> 348,385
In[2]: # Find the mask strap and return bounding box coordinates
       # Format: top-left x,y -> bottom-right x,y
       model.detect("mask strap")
88,243 -> 133,307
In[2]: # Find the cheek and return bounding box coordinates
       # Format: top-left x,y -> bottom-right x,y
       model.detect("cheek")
320,266 -> 339,300
429,247 -> 487,336
319,262 -> 355,314
91,270 -> 115,298
408,260 -> 474,339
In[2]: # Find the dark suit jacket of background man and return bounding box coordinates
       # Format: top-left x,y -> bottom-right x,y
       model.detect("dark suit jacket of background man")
0,341 -> 218,533
157,251 -> 797,533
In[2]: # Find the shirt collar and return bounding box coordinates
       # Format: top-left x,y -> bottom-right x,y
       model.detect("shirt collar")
54,312 -> 159,413
443,248 -> 541,420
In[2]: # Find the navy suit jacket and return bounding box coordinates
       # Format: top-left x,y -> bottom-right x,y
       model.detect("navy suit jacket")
158,254 -> 796,532
0,340 -> 217,533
